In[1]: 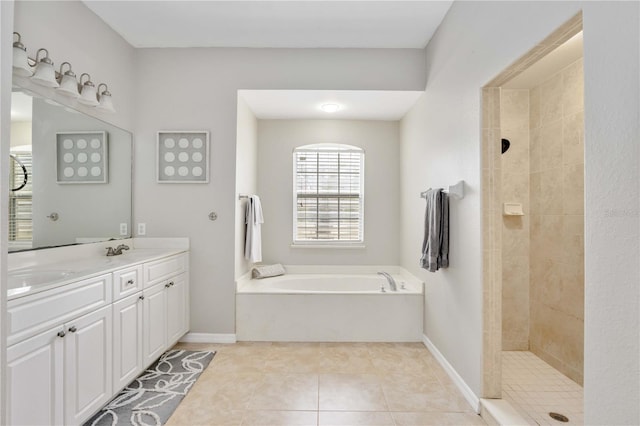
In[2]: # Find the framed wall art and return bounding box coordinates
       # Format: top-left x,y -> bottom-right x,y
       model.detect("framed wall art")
56,131 -> 108,184
157,131 -> 209,183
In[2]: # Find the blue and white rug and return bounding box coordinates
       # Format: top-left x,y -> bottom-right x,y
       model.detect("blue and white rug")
85,349 -> 215,426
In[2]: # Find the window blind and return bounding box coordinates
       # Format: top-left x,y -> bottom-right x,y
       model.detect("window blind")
9,152 -> 33,242
294,146 -> 363,242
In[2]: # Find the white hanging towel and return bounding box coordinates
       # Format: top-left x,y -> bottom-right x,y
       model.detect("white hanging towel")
244,195 -> 264,263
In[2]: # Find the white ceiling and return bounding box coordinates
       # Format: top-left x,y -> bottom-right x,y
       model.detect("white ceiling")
83,1 -> 453,49
503,32 -> 583,89
239,90 -> 423,120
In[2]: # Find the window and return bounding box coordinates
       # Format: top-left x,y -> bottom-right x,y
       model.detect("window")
293,143 -> 364,244
9,152 -> 33,242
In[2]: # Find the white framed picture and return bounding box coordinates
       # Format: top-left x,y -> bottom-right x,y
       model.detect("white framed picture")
157,131 -> 210,183
56,131 -> 108,184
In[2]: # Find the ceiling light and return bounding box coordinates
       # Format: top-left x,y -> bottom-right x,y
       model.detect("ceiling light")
320,103 -> 340,113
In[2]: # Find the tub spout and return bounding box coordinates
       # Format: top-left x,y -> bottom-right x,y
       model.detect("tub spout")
377,271 -> 397,291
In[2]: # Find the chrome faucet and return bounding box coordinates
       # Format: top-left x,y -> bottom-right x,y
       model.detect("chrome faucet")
377,271 -> 397,291
106,244 -> 130,256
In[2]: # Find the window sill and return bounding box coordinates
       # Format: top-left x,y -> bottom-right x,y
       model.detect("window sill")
291,243 -> 366,249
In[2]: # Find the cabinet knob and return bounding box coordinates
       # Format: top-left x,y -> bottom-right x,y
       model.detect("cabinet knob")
57,330 -> 66,338
165,283 -> 171,288
139,295 -> 145,300
127,279 -> 134,285
169,281 -> 175,287
68,326 -> 77,333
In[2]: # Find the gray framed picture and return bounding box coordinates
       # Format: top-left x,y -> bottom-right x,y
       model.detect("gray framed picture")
157,131 -> 210,183
56,131 -> 108,184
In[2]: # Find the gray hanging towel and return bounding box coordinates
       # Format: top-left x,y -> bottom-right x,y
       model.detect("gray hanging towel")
420,189 -> 449,272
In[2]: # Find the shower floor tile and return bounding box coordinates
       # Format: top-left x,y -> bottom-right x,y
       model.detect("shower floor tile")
502,351 -> 583,425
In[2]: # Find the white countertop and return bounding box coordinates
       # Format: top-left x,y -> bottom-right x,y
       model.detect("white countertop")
8,238 -> 189,300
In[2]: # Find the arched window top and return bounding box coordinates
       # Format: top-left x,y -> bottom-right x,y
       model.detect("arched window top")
295,143 -> 363,152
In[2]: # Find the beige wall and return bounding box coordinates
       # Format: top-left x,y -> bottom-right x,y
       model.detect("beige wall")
10,121 -> 31,149
500,89 -> 530,351
529,58 -> 584,385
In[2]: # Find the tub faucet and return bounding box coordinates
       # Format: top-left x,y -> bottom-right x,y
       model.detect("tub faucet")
377,271 -> 397,291
106,244 -> 130,256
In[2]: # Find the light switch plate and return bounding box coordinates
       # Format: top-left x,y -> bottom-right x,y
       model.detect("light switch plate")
119,223 -> 128,235
138,223 -> 146,236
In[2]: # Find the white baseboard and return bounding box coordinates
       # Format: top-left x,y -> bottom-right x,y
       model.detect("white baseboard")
422,334 -> 481,413
180,333 -> 237,344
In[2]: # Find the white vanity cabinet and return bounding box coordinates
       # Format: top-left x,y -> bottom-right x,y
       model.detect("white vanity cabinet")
142,254 -> 189,365
7,304 -> 113,426
7,250 -> 190,426
112,292 -> 144,392
7,325 -> 64,425
64,305 -> 113,425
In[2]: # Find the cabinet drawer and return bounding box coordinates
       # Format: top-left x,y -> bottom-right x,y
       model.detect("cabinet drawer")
143,254 -> 186,288
7,274 -> 112,346
113,265 -> 143,301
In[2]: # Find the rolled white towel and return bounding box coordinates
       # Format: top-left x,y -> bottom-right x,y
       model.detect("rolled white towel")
252,263 -> 286,279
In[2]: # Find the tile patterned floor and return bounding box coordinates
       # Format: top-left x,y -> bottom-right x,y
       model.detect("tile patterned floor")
502,351 -> 584,425
167,342 -> 486,426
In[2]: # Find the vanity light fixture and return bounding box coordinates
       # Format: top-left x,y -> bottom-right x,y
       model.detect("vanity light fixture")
320,103 -> 341,113
78,73 -> 99,106
12,32 -> 32,77
96,83 -> 115,113
31,48 -> 59,88
56,62 -> 80,98
11,30 -> 115,112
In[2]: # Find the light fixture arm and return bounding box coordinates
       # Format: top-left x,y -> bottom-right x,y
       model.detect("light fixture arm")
79,72 -> 93,86
35,48 -> 52,65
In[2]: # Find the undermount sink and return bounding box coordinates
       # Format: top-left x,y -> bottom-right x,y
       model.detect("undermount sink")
8,269 -> 76,289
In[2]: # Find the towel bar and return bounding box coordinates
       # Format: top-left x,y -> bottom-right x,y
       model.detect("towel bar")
420,180 -> 465,200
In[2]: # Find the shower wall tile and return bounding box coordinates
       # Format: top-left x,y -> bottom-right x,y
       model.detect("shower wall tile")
539,73 -> 563,124
562,58 -> 584,117
540,120 -> 563,171
563,163 -> 584,214
501,90 -> 530,131
500,89 -> 530,351
529,57 -> 584,386
539,168 -> 563,214
562,112 -> 584,165
529,87 -> 540,129
529,127 -> 541,173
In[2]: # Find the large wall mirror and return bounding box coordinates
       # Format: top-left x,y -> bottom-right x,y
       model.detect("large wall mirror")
8,87 -> 132,252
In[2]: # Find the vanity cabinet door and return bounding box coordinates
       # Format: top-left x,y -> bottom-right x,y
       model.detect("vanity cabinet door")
64,305 -> 113,426
142,282 -> 167,367
7,326 -> 64,426
166,273 -> 188,345
113,292 -> 144,392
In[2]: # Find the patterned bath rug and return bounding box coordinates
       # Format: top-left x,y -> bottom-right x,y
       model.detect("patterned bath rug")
84,349 -> 215,426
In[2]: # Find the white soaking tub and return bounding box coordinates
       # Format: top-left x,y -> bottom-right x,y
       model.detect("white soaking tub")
235,266 -> 424,342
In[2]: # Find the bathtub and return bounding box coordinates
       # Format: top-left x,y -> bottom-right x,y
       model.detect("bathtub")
236,266 -> 424,342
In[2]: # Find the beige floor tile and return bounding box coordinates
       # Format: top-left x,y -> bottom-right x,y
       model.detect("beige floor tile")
166,342 -> 481,425
241,410 -> 318,426
319,373 -> 388,411
248,373 -> 319,410
166,406 -> 244,426
382,381 -> 472,413
318,410 -> 395,425
392,411 -> 486,425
